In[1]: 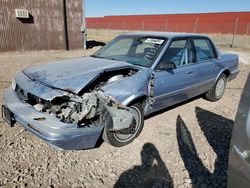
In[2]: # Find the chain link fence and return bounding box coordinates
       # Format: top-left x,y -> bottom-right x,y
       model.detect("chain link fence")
87,20 -> 250,48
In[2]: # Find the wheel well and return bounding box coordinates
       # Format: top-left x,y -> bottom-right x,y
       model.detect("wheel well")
222,69 -> 230,78
127,96 -> 148,108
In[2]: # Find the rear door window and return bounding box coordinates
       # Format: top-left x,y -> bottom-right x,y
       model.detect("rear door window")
193,39 -> 216,61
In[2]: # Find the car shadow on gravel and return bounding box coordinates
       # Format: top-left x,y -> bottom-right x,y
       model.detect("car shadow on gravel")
114,143 -> 173,188
176,107 -> 234,188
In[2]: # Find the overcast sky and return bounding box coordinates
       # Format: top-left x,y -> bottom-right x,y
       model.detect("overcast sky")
86,0 -> 250,17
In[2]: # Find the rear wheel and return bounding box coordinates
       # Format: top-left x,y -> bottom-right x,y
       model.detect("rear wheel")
205,74 -> 227,102
102,103 -> 144,147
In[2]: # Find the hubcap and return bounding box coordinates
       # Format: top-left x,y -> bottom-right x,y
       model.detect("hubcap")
113,106 -> 141,143
215,78 -> 225,98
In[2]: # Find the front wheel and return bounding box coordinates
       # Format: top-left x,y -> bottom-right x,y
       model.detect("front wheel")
205,74 -> 227,102
102,103 -> 144,147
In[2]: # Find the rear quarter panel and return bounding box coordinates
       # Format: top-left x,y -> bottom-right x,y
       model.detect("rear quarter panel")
219,53 -> 239,77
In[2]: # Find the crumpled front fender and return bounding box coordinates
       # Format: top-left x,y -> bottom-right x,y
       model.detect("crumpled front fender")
101,68 -> 151,105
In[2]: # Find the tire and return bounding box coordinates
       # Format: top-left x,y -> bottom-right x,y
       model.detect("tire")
102,103 -> 144,147
205,74 -> 227,102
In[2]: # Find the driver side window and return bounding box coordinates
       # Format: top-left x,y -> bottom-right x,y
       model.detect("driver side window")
158,39 -> 193,69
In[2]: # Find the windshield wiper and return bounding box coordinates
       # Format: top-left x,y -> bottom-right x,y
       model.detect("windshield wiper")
92,55 -> 118,61
90,55 -> 105,59
131,63 -> 149,68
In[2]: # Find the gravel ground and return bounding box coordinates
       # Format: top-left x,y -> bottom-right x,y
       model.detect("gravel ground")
0,47 -> 249,188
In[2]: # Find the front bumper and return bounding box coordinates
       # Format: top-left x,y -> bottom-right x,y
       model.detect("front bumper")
2,88 -> 103,150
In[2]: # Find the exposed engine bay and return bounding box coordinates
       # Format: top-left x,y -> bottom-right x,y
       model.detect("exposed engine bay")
19,68 -> 139,131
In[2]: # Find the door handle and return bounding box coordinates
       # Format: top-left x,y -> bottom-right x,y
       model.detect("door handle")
187,71 -> 194,75
233,145 -> 250,164
213,64 -> 219,67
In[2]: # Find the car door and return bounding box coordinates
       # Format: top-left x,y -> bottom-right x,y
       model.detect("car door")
152,38 -> 198,112
193,38 -> 221,94
227,74 -> 250,188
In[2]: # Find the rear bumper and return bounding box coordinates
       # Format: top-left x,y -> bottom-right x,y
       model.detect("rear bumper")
2,88 -> 103,150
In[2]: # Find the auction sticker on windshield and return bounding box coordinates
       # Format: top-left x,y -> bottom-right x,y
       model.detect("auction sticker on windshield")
145,38 -> 164,44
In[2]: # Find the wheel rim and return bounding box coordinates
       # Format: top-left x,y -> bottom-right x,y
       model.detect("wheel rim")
113,106 -> 141,143
215,78 -> 225,99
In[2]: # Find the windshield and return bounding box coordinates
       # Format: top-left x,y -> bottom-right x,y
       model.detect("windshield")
92,36 -> 167,67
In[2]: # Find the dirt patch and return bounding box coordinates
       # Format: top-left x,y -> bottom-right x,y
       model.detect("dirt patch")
0,47 -> 249,187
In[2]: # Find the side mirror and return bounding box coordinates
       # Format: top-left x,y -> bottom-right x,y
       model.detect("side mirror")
159,62 -> 176,70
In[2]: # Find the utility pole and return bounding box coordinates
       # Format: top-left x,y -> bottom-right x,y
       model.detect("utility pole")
108,21 -> 111,38
194,18 -> 199,33
123,20 -> 126,31
246,22 -> 249,35
165,19 -> 168,32
231,17 -> 239,48
96,22 -> 98,35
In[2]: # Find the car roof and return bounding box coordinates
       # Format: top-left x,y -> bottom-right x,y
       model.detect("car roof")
121,32 -> 208,39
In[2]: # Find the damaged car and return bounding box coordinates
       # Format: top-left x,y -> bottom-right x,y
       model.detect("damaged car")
2,32 -> 239,150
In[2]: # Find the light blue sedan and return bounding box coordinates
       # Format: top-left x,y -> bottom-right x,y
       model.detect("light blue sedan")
2,32 -> 239,150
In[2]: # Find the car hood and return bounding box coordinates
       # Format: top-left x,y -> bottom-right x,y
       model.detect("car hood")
23,57 -> 132,94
